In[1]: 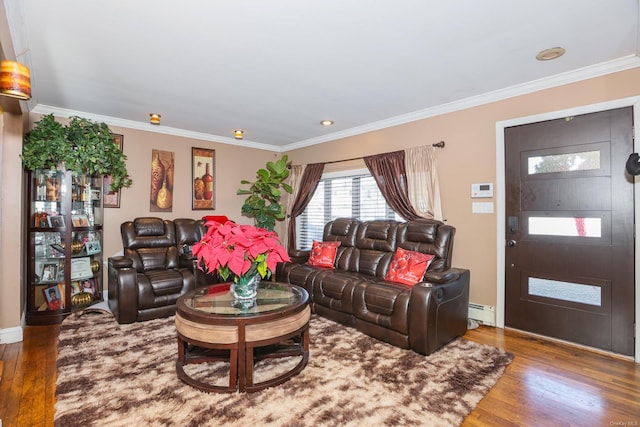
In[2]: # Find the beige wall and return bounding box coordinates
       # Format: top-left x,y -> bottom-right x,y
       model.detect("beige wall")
1,66 -> 639,341
0,111 -> 26,341
91,124 -> 279,263
285,67 -> 640,308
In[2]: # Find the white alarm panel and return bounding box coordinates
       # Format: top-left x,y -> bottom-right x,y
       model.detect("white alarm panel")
471,182 -> 493,198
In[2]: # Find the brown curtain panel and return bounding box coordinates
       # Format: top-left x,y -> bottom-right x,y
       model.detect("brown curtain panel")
364,150 -> 420,221
287,162 -> 325,249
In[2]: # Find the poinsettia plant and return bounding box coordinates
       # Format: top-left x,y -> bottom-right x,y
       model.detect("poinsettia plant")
192,221 -> 290,282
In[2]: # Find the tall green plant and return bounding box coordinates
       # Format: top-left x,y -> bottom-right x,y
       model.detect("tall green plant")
21,114 -> 132,191
237,154 -> 292,231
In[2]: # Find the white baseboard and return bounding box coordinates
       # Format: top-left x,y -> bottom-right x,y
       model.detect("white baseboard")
0,326 -> 23,344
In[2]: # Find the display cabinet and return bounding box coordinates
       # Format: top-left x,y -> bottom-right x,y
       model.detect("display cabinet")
25,168 -> 104,325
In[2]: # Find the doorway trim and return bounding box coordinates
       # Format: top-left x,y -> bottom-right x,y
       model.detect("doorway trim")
496,96 -> 640,363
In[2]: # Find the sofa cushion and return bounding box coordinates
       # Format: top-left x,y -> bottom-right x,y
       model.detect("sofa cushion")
352,220 -> 400,276
384,247 -> 435,285
352,280 -> 411,335
308,241 -> 341,268
312,270 -> 366,314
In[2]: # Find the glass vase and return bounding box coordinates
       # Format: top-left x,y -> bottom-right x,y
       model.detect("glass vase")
231,272 -> 261,301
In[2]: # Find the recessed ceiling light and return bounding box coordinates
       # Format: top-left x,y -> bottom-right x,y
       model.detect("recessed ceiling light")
320,120 -> 334,126
536,47 -> 566,61
149,113 -> 161,125
234,129 -> 244,139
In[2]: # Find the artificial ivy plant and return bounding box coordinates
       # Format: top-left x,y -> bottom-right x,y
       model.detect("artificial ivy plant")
21,114 -> 132,191
237,154 -> 292,231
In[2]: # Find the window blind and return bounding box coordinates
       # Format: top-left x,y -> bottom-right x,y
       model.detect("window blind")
297,173 -> 400,249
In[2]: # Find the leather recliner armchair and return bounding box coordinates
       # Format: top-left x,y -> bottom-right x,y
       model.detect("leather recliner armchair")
108,217 -> 196,323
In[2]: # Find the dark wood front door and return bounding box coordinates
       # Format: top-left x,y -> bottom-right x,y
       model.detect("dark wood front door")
504,107 -> 635,356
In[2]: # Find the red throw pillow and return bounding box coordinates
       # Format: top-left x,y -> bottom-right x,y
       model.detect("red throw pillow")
384,247 -> 435,286
307,241 -> 341,268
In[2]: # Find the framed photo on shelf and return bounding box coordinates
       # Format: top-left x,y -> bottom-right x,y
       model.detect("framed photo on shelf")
43,284 -> 63,310
48,215 -> 65,228
57,265 -> 65,281
85,240 -> 101,255
71,281 -> 81,295
71,214 -> 90,227
37,261 -> 58,282
192,147 -> 215,210
79,278 -> 98,295
103,134 -> 124,208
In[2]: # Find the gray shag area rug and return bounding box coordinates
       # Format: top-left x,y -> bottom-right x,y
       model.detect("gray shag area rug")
55,308 -> 513,427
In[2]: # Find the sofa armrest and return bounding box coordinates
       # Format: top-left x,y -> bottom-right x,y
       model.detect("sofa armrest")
288,249 -> 310,264
407,268 -> 470,355
107,257 -> 139,324
179,253 -> 197,270
423,269 -> 460,284
109,255 -> 133,269
179,253 -> 221,288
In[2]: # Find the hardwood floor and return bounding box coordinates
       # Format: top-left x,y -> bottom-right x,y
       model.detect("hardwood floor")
1,323 -> 638,426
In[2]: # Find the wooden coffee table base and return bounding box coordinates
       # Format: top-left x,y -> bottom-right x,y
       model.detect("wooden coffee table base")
175,306 -> 310,393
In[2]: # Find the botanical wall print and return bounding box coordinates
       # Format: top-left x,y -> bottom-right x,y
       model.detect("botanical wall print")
149,149 -> 175,212
103,134 -> 124,208
192,147 -> 215,210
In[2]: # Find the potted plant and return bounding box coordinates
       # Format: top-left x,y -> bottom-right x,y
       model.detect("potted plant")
21,114 -> 132,191
193,221 -> 291,301
237,154 -> 292,231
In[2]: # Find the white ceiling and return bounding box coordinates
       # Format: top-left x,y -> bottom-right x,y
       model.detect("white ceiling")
5,0 -> 640,151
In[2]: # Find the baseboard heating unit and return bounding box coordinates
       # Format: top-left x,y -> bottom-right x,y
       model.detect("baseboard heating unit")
468,303 -> 496,326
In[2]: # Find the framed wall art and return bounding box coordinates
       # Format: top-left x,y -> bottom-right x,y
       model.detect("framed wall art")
149,149 -> 175,212
103,134 -> 124,208
192,147 -> 215,210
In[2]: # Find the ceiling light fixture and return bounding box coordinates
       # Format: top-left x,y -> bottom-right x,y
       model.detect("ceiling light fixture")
149,113 -> 161,125
0,60 -> 32,100
234,130 -> 244,139
320,120 -> 334,126
536,47 -> 566,61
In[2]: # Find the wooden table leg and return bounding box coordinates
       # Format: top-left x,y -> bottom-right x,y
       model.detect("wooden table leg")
245,343 -> 254,389
177,336 -> 186,361
229,347 -> 238,391
237,325 -> 247,392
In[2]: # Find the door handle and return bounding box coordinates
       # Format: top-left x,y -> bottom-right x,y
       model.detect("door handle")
507,240 -> 517,247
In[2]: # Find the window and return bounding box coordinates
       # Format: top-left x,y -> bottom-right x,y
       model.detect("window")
296,170 -> 401,249
528,277 -> 601,306
528,216 -> 602,237
527,150 -> 600,175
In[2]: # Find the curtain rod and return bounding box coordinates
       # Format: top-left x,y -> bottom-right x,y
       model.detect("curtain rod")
321,141 -> 445,165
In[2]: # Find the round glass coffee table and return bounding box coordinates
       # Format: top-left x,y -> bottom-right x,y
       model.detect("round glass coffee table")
175,281 -> 310,393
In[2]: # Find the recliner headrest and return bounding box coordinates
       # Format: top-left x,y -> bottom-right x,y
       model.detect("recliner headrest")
134,217 -> 166,236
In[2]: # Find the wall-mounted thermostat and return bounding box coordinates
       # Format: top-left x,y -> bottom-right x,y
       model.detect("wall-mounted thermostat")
471,182 -> 493,198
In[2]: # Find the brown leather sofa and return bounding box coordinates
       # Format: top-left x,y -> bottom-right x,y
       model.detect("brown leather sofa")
276,217 -> 470,355
108,217 -> 218,323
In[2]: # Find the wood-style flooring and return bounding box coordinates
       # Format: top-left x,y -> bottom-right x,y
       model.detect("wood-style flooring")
1,323 -> 639,426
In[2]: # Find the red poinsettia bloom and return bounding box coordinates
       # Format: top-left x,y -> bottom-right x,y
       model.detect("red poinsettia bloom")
192,220 -> 290,282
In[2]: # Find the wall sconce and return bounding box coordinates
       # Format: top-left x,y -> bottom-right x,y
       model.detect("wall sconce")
149,113 -> 161,125
0,60 -> 32,100
234,130 -> 244,140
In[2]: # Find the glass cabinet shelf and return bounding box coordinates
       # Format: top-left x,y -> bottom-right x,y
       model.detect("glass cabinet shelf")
25,168 -> 104,325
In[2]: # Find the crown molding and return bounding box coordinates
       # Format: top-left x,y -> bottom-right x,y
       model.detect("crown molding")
29,105 -> 279,152
30,55 -> 640,153
283,55 -> 640,151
